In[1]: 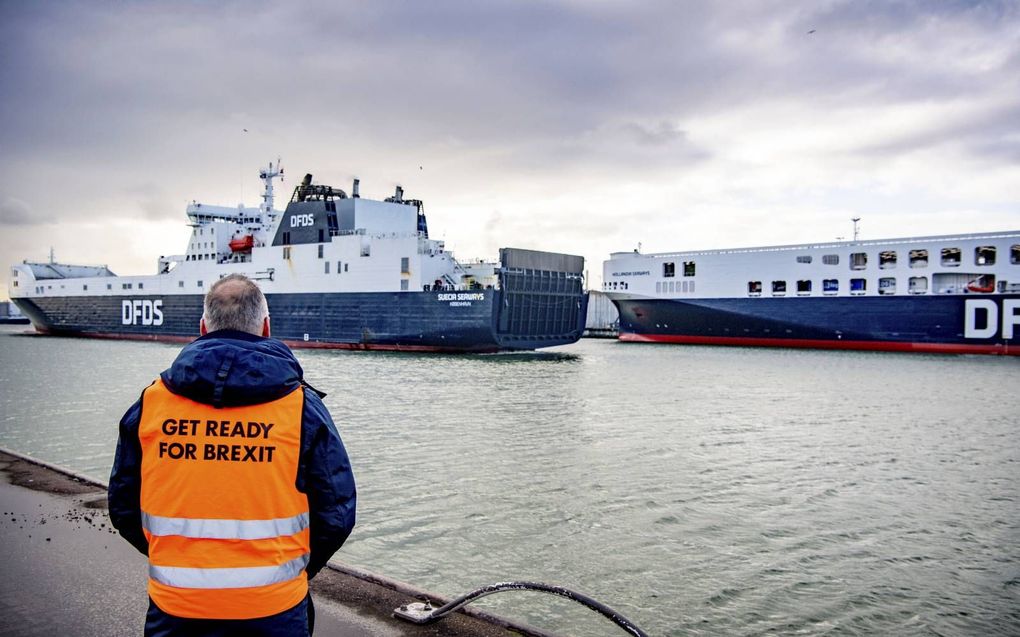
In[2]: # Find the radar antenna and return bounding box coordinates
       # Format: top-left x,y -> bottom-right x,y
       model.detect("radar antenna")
852,217 -> 861,242
258,159 -> 285,221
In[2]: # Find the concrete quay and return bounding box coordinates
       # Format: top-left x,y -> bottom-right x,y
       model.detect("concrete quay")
0,449 -> 557,637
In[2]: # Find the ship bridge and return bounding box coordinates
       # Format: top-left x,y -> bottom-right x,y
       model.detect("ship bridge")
186,202 -> 266,227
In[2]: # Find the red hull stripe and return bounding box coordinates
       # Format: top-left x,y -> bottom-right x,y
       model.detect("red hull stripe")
618,333 -> 1018,356
31,330 -> 498,354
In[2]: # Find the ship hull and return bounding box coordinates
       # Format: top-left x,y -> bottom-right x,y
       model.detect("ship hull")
613,295 -> 1020,355
15,289 -> 588,353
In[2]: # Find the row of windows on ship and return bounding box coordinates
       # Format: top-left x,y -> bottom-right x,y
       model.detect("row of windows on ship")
33,254 -> 416,295
637,244 -> 1018,280
600,273 -> 1012,297
744,273 -> 1010,296
794,245 -> 1019,269
627,244 -> 1019,282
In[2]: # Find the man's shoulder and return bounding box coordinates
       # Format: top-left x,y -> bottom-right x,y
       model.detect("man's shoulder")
300,386 -> 331,420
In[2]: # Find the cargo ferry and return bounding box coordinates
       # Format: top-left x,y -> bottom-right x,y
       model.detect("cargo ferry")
603,231 -> 1020,355
9,163 -> 588,352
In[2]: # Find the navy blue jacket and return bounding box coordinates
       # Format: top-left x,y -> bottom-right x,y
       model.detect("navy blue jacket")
108,329 -> 357,580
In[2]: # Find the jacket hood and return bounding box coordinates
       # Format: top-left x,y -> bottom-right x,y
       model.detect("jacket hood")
160,330 -> 303,407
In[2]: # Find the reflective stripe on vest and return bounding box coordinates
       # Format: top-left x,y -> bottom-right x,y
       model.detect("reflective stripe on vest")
150,554 -> 310,589
138,379 -> 310,620
142,511 -> 310,540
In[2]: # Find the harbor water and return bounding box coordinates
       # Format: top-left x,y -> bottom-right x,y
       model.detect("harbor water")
1,324 -> 1018,636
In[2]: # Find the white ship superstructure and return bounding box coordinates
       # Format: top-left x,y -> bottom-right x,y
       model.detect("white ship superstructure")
603,231 -> 1020,355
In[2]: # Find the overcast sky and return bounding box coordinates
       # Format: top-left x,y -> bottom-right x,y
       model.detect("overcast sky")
2,0 -> 1019,297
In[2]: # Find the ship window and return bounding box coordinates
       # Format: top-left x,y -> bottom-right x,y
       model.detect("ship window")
337,261 -> 342,274
123,283 -> 132,289
401,257 -> 410,274
909,276 -> 928,294
82,284 -> 87,291
975,246 -> 996,265
796,280 -> 811,294
879,251 -> 897,269
941,247 -> 961,266
361,242 -> 371,257
197,280 -> 203,287
324,261 -> 330,274
282,231 -> 291,244
344,263 -> 349,273
283,247 -> 291,259
178,281 -> 184,288
879,277 -> 896,295
796,255 -> 812,264
663,262 -> 675,278
850,278 -> 867,294
400,279 -> 409,291
823,279 -> 838,294
1012,245 -> 1020,264
822,254 -> 839,265
748,281 -> 762,295
317,245 -> 324,259
107,283 -> 112,290
318,229 -> 325,243
683,261 -> 696,276
909,249 -> 928,268
772,280 -> 786,295
850,252 -> 867,270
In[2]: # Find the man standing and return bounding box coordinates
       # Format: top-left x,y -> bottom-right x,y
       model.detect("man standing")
109,274 -> 356,636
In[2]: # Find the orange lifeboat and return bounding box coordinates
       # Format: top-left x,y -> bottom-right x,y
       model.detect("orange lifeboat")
229,234 -> 254,252
967,276 -> 995,293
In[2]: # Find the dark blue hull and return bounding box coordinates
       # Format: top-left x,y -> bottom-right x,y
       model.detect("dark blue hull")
14,288 -> 589,353
614,295 -> 1020,355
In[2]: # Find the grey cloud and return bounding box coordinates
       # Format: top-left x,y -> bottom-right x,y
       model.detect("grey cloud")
3,1 -> 1017,161
619,122 -> 688,148
125,185 -> 178,221
0,0 -> 1017,238
0,197 -> 37,226
851,102 -> 1020,159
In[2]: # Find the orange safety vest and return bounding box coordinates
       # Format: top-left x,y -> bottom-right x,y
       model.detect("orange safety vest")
138,379 -> 310,619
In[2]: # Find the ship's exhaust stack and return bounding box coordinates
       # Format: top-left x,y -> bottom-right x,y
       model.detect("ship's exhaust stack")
386,186 -> 404,203
297,174 -> 313,202
352,178 -> 360,198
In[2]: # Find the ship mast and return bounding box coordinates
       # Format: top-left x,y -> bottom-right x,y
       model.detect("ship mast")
259,159 -> 284,222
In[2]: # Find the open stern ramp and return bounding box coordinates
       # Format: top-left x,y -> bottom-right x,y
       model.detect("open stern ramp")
495,248 -> 588,350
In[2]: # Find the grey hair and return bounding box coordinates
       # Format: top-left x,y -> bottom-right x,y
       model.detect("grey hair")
202,274 -> 268,335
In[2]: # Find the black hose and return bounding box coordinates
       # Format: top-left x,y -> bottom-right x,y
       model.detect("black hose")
394,580 -> 650,637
